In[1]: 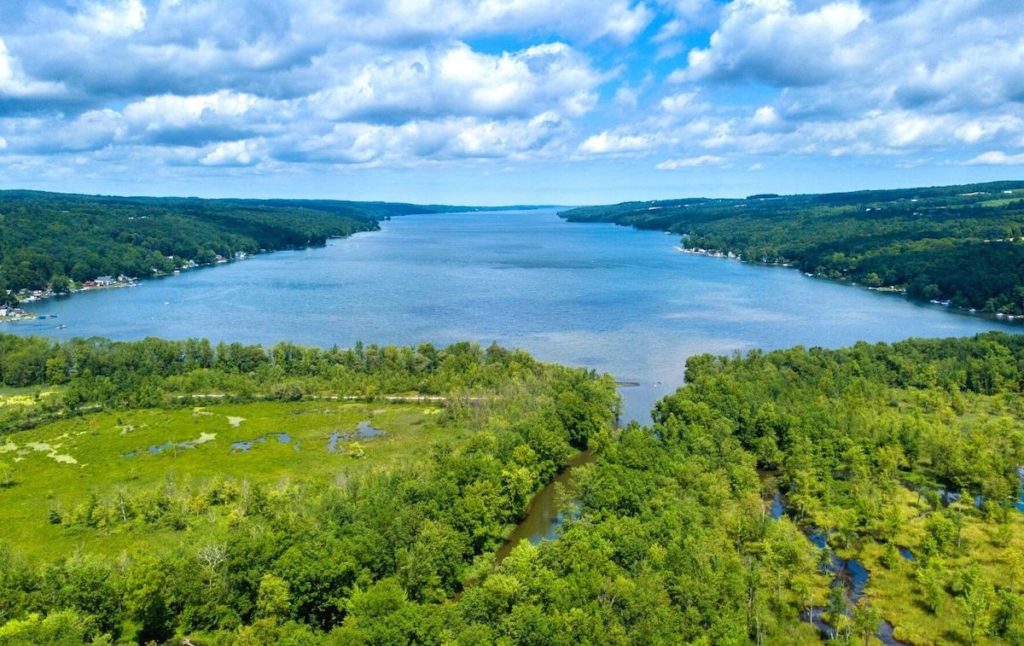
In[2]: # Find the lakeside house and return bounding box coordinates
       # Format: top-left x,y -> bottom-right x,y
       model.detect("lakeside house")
0,306 -> 30,321
80,275 -> 138,290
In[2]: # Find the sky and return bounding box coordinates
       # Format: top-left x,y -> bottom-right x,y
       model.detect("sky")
0,0 -> 1022,205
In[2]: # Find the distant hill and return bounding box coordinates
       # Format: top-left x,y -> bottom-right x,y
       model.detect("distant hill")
0,191 -> 516,304
561,181 -> 1024,315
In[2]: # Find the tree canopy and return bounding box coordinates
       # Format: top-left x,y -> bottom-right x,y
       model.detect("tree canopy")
0,191 -> 489,302
561,181 -> 1024,315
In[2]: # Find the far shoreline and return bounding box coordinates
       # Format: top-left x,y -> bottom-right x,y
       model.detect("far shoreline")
0,232 -> 373,325
588,220 -> 1024,326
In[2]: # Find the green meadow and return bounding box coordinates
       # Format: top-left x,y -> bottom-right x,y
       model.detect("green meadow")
0,401 -> 451,561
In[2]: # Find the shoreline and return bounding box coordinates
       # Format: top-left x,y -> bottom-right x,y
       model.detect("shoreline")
0,311 -> 39,324
671,244 -> 1024,323
2,281 -> 141,325
0,239 -> 350,323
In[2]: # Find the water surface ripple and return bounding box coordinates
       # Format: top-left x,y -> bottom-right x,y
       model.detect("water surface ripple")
10,210 -> 1020,421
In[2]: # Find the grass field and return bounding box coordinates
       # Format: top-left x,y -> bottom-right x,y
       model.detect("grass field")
0,401 -> 454,561
0,386 -> 57,408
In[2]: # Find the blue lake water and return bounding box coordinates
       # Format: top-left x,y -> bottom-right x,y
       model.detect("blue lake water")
8,209 -> 1021,422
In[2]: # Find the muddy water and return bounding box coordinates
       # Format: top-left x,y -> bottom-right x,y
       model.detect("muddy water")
494,449 -> 595,564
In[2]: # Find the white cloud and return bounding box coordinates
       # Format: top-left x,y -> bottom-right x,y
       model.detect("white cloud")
656,154 -> 726,169
641,0 -> 1024,166
665,0 -> 1024,117
274,112 -> 568,165
0,38 -> 65,99
660,90 -> 704,115
953,116 -> 1023,145
346,0 -> 655,44
199,139 -> 264,166
124,91 -> 269,128
118,91 -> 281,145
750,105 -> 779,127
675,0 -> 869,85
76,0 -> 147,37
7,109 -> 124,153
653,0 -> 719,43
614,86 -> 639,108
964,151 -> 1024,166
1,0 -> 1023,182
597,1 -> 656,43
579,131 -> 652,154
309,43 -> 602,123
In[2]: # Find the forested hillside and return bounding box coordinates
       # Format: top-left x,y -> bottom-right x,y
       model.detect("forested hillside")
561,181 -> 1024,315
2,332 -> 1023,643
0,191 -> 476,302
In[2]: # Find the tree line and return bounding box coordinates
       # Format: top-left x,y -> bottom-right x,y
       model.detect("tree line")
561,181 -> 1024,315
3,332 -> 1024,643
0,191 -> 483,304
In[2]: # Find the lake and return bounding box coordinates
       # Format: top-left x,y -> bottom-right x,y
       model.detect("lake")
8,209 -> 1021,422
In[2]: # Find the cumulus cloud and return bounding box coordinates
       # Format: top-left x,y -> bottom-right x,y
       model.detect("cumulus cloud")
0,0 -> 636,172
3,109 -> 122,154
74,0 -> 148,37
0,38 -> 66,101
120,91 -> 284,145
660,90 -> 705,115
614,86 -> 639,108
750,106 -> 779,127
199,139 -> 263,166
578,131 -> 652,154
637,0 -> 1024,168
668,0 -> 1024,113
676,0 -> 869,86
964,151 -> 1024,166
273,112 -> 568,166
309,43 -> 601,123
319,0 -> 655,45
1,0 -> 1023,184
656,155 -> 726,169
7,0 -> 650,101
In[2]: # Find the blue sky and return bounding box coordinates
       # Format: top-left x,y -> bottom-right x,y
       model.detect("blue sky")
0,0 -> 1022,205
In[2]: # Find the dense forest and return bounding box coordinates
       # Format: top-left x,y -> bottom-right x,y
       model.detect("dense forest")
2,332 -> 1023,643
0,335 -> 619,644
561,181 -> 1024,315
0,191 -> 485,303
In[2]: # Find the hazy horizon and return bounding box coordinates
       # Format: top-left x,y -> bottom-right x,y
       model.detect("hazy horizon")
4,177 -> 1023,210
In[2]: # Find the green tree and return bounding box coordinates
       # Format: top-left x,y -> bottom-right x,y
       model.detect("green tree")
49,275 -> 74,294
918,562 -> 946,614
957,578 -> 994,645
851,600 -> 881,646
256,574 -> 291,622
